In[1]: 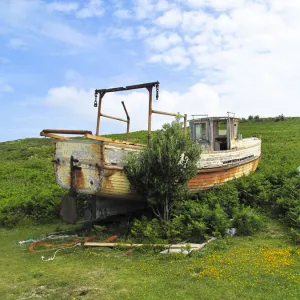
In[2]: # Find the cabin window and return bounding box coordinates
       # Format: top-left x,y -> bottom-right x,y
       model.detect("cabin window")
195,123 -> 207,141
218,122 -> 227,136
234,123 -> 238,138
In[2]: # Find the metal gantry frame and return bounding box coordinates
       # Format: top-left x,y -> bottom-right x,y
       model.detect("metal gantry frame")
94,81 -> 187,145
40,81 -> 188,144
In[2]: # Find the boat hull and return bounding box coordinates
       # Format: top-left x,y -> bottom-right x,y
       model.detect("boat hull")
188,157 -> 260,192
53,138 -> 261,199
53,138 -> 261,222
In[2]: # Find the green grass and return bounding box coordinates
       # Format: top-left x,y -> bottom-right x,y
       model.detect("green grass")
1,221 -> 300,299
239,118 -> 300,174
1,118 -> 299,226
1,117 -> 300,299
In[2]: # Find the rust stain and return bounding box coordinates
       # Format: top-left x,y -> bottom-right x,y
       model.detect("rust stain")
188,158 -> 259,192
53,137 -> 261,199
74,168 -> 85,189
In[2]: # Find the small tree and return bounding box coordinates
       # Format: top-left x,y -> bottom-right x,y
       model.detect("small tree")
125,117 -> 201,222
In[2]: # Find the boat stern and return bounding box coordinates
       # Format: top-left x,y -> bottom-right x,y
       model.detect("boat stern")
53,140 -> 103,194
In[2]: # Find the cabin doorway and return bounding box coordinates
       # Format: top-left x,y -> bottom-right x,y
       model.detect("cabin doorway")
214,121 -> 228,151
214,138 -> 228,151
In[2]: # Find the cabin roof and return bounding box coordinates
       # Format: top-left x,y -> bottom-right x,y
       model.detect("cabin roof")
190,116 -> 239,122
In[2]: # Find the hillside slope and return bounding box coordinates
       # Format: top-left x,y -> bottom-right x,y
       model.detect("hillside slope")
0,118 -> 300,226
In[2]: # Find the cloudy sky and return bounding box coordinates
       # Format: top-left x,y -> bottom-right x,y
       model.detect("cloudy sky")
1,0 -> 299,142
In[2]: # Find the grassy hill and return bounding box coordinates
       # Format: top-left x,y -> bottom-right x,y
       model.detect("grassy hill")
1,118 -> 300,227
1,117 -> 300,299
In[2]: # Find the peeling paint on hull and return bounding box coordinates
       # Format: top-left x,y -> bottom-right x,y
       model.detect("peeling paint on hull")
53,138 -> 261,200
188,158 -> 260,192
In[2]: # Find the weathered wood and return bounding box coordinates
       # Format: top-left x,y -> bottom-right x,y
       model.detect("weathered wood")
84,242 -> 203,248
85,134 -> 144,147
40,132 -> 71,140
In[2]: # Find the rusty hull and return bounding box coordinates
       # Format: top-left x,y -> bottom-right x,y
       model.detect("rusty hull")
188,158 -> 260,192
53,138 -> 261,200
53,140 -> 141,200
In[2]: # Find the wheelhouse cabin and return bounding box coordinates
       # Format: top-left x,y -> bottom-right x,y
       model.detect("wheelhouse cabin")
189,116 -> 240,152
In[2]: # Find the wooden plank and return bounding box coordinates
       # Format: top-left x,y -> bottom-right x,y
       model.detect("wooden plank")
40,132 -> 71,140
84,242 -> 203,248
85,134 -> 115,142
85,134 -> 144,147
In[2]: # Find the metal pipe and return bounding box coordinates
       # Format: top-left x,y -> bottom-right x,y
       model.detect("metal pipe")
227,112 -> 231,150
96,92 -> 104,136
41,129 -> 92,135
100,113 -> 128,123
152,109 -> 182,117
125,120 -> 130,142
121,101 -> 130,142
147,87 -> 153,145
95,81 -> 159,94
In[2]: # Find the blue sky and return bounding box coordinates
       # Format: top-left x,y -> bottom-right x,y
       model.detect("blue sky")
1,0 -> 300,142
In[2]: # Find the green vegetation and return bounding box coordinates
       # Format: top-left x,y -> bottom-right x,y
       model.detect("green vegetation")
128,117 -> 300,242
125,117 -> 201,222
0,138 -> 65,227
0,117 -> 300,299
0,131 -> 150,227
2,221 -> 300,299
1,118 -> 300,236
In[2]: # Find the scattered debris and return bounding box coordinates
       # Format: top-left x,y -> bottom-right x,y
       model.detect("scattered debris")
84,240 -> 216,250
28,235 -> 95,254
41,243 -> 81,262
160,237 -> 216,255
18,238 -> 37,246
29,239 -> 81,254
225,228 -> 237,236
103,235 -> 118,243
46,234 -> 78,240
18,234 -> 78,247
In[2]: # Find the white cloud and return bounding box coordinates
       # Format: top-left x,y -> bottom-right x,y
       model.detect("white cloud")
156,0 -> 172,11
40,21 -> 100,47
114,9 -> 131,19
181,10 -> 210,33
186,0 -> 246,11
107,27 -> 134,40
143,1 -> 300,117
44,82 -> 222,134
137,26 -> 158,38
8,38 -> 27,50
150,46 -> 191,69
134,0 -> 155,19
147,32 -> 182,51
76,0 -> 104,18
47,2 -> 79,13
2,0 -> 300,127
0,0 -> 101,48
156,8 -> 182,28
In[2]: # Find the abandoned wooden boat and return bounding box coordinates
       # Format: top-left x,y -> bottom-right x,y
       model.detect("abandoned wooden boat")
40,81 -> 261,223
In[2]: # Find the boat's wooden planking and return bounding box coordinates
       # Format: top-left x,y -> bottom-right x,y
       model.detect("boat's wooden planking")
52,137 -> 261,198
189,158 -> 260,192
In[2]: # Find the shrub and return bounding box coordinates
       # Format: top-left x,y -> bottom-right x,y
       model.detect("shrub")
130,217 -> 165,243
232,206 -> 264,236
289,228 -> 300,245
125,117 -> 201,222
234,174 -> 271,207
